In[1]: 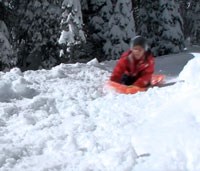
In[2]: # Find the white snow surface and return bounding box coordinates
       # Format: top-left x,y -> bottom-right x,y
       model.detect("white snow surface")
1,53 -> 200,171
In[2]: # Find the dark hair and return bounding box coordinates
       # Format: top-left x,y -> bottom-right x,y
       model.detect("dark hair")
130,36 -> 149,51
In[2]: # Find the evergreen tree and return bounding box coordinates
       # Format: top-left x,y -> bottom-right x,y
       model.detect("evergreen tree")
178,1 -> 192,40
138,0 -> 158,50
139,0 -> 184,56
13,0 -> 62,71
0,2 -> 16,70
0,21 -> 16,70
159,0 -> 185,54
59,0 -> 86,62
85,0 -> 112,61
89,0 -> 112,41
190,0 -> 200,44
103,0 -> 136,59
132,0 -> 140,31
80,0 -> 88,11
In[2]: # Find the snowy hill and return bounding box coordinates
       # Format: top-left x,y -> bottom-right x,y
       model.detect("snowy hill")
1,53 -> 200,171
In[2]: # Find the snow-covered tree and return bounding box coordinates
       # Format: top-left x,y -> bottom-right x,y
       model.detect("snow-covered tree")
139,0 -> 184,56
138,0 -> 158,47
103,0 -> 136,59
158,0 -> 185,55
80,0 -> 88,11
59,0 -> 86,61
0,20 -> 16,70
0,2 -> 16,70
177,1 -> 191,40
190,0 -> 200,44
0,20 -> 9,39
89,0 -> 112,41
79,0 -> 112,61
13,0 -> 62,70
132,0 -> 140,31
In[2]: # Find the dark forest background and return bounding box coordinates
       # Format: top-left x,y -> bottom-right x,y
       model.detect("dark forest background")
0,0 -> 199,71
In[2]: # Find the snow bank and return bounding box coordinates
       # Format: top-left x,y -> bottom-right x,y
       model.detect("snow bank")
0,68 -> 39,102
1,54 -> 200,171
179,53 -> 200,85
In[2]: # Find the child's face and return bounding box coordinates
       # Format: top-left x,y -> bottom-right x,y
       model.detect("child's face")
131,46 -> 145,60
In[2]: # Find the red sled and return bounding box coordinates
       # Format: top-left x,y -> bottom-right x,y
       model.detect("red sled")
106,74 -> 165,94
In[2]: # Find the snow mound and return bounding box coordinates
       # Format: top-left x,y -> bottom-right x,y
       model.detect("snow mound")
86,58 -> 99,66
0,68 -> 39,102
1,54 -> 200,171
0,81 -> 17,102
12,78 -> 39,99
179,53 -> 200,84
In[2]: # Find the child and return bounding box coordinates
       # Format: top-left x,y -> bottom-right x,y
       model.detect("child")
110,36 -> 155,88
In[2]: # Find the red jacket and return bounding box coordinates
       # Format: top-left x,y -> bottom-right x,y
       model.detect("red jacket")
110,50 -> 155,87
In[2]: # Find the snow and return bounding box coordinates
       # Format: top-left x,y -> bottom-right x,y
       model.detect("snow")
0,20 -> 10,39
1,53 -> 200,170
59,0 -> 85,47
0,31 -> 16,67
179,53 -> 200,84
